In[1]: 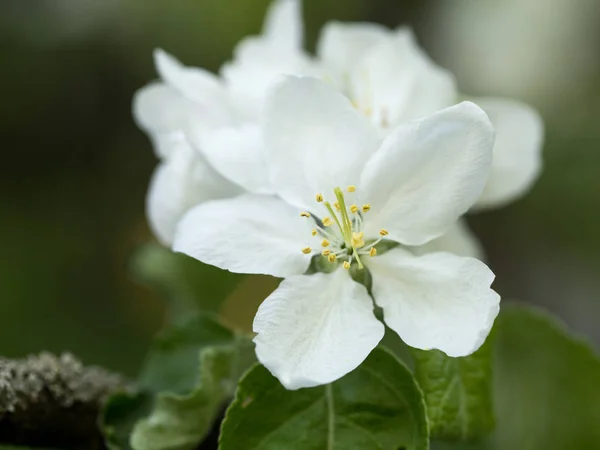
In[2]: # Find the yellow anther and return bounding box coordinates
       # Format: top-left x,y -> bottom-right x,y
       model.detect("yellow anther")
322,249 -> 331,256
300,212 -> 311,218
333,202 -> 340,211
343,261 -> 351,270
311,229 -> 317,236
347,185 -> 356,193
328,254 -> 337,263
351,232 -> 365,248
321,239 -> 330,247
350,204 -> 358,214
301,246 -> 312,254
369,247 -> 377,257
362,204 -> 371,213
379,229 -> 389,236
316,193 -> 323,203
351,99 -> 359,110
322,217 -> 333,227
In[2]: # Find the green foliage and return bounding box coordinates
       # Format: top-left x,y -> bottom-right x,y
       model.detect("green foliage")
434,305 -> 600,450
138,314 -> 235,394
130,244 -> 243,321
219,347 -> 429,450
102,392 -> 153,450
412,340 -> 494,441
486,305 -> 600,449
100,314 -> 256,450
131,342 -> 254,450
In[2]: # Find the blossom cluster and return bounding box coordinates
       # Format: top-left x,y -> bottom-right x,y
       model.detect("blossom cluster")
134,0 -> 543,389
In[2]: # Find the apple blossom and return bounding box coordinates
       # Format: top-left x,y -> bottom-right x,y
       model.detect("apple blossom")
133,0 -> 543,260
173,77 -> 500,389
132,0 -> 311,244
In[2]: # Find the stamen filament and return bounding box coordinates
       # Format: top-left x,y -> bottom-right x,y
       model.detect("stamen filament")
311,220 -> 338,241
353,249 -> 364,269
361,237 -> 384,251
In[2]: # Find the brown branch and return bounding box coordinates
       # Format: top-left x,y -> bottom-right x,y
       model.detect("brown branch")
0,352 -> 132,449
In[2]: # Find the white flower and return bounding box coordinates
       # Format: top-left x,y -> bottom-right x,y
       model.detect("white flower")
173,77 -> 501,389
317,22 -> 544,209
133,0 -> 543,257
316,21 -> 544,257
132,53 -> 242,244
132,0 -> 310,244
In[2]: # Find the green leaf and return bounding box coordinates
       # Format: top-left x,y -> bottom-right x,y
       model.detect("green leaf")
219,346 -> 429,450
131,341 -> 254,450
433,304 -> 600,450
138,314 -> 236,394
486,305 -> 600,449
100,314 -> 256,450
130,243 -> 243,321
101,392 -> 153,450
412,338 -> 494,441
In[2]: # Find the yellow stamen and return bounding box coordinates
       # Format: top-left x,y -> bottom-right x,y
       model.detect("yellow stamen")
301,246 -> 312,254
379,229 -> 389,236
322,217 -> 333,227
315,193 -> 323,202
322,249 -> 331,256
350,204 -> 358,214
369,247 -> 377,257
362,204 -> 371,213
351,232 -> 365,249
328,254 -> 337,263
300,212 -> 311,218
343,261 -> 351,270
333,202 -> 340,211
321,239 -> 330,247
311,229 -> 317,236
347,185 -> 356,193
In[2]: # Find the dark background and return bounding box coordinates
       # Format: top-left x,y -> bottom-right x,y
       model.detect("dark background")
1,0 -> 599,376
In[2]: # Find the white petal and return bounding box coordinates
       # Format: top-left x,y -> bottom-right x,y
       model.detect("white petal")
411,219 -> 484,260
253,270 -> 384,389
132,83 -> 192,158
133,82 -> 187,135
263,0 -> 303,50
360,102 -> 494,246
154,49 -> 231,117
472,97 -> 544,209
173,194 -> 313,277
192,124 -> 272,194
348,28 -> 457,129
146,141 -> 241,245
134,79 -> 232,160
221,39 -> 316,121
367,248 -> 500,357
317,21 -> 389,78
265,76 -> 380,210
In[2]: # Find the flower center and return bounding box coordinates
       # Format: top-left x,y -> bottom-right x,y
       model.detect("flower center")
300,186 -> 388,270
351,99 -> 390,129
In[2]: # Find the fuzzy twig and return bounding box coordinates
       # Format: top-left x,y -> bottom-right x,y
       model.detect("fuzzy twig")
0,352 -> 132,449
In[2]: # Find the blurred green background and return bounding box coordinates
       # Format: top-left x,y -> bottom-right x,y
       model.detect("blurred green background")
1,0 -> 599,378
